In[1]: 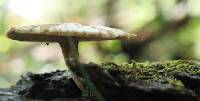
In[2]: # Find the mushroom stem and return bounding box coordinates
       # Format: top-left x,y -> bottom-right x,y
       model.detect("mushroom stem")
59,37 -> 105,101
59,37 -> 85,91
59,37 -> 79,67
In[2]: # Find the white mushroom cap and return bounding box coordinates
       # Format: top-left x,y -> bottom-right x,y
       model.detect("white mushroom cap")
7,23 -> 136,42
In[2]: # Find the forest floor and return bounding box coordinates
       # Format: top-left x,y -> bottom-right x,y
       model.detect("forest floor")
0,60 -> 200,101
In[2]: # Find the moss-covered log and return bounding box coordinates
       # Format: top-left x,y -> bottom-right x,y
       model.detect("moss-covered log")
0,60 -> 200,101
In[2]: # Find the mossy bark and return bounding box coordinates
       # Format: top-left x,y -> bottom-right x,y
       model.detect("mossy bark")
0,60 -> 200,101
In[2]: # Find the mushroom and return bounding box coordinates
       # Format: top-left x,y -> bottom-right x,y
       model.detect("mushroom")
7,23 -> 136,91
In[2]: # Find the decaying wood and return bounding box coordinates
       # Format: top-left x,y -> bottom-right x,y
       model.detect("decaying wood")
0,60 -> 200,101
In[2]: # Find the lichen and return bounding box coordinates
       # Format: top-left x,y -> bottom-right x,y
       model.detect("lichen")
101,60 -> 200,92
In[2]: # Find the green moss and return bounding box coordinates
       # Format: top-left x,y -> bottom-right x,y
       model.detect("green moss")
101,60 -> 200,91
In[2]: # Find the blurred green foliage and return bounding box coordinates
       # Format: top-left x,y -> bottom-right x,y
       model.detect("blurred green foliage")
100,40 -> 122,53
0,35 -> 10,52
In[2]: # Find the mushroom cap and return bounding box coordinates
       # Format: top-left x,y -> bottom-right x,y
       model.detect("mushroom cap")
7,23 -> 136,42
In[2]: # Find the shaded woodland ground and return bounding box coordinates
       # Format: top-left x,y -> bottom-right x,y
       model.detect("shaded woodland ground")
0,60 -> 200,101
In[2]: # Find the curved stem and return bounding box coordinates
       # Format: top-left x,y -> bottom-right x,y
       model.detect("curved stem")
59,37 -> 78,67
59,37 -> 84,90
59,37 -> 105,101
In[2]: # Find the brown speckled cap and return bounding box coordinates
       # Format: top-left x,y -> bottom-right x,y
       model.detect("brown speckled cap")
7,23 -> 136,42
